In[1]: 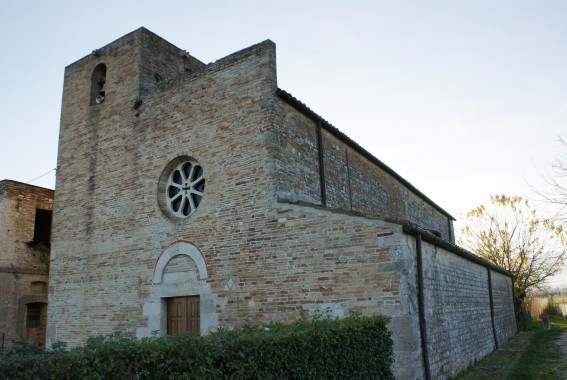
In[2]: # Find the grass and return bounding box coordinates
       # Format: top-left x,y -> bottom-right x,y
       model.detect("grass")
453,315 -> 567,380
508,315 -> 567,380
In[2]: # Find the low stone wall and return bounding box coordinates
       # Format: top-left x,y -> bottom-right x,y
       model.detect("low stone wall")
406,229 -> 517,379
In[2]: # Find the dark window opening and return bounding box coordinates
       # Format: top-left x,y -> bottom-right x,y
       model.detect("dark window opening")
26,303 -> 43,328
32,209 -> 52,248
91,63 -> 107,105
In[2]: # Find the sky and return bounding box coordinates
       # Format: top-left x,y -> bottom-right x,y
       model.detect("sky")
1,1 -> 566,286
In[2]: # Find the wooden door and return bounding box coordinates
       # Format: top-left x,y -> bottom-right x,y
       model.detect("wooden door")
167,296 -> 200,335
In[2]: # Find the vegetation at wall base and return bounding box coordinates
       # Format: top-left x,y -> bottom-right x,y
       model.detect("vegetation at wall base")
0,313 -> 393,380
507,314 -> 567,379
453,314 -> 567,379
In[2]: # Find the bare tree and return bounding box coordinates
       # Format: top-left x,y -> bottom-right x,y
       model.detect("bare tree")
458,195 -> 567,300
533,136 -> 567,223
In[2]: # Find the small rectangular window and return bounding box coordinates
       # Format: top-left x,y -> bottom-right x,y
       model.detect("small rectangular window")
26,303 -> 42,328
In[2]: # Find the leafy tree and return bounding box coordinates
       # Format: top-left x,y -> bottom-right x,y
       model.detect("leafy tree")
458,195 -> 567,300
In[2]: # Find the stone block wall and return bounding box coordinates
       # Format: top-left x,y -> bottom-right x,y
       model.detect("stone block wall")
0,273 -> 49,349
490,270 -> 517,344
271,101 -> 321,204
417,237 -> 516,378
271,91 -> 455,241
0,181 -> 53,270
0,180 -> 52,349
138,29 -> 205,94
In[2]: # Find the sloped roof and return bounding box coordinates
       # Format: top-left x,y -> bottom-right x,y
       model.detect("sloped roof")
276,89 -> 455,221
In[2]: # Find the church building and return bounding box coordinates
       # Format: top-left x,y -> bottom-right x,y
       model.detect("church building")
47,28 -> 516,378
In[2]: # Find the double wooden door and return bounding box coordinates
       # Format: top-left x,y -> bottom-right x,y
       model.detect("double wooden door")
167,296 -> 200,335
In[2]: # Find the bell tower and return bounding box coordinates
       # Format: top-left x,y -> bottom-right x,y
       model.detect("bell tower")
48,28 -> 206,347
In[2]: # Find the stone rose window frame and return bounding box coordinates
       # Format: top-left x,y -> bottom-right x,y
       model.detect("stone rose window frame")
158,157 -> 205,219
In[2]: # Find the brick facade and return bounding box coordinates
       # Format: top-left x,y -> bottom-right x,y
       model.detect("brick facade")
48,28 -> 515,378
0,180 -> 53,350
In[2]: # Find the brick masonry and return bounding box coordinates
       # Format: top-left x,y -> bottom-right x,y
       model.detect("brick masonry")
48,28 -> 516,379
0,180 -> 53,349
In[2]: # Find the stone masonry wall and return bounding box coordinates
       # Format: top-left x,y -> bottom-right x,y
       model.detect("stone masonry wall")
270,96 -> 454,241
490,270 -> 517,345
0,181 -> 53,269
240,203 -> 424,380
419,239 -> 516,379
0,181 -> 52,349
271,101 -> 321,204
139,29 -> 206,94
0,273 -> 49,349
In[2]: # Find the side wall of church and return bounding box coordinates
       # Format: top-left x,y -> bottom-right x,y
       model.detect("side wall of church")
270,99 -> 453,241
490,270 -> 517,345
419,239 -> 516,378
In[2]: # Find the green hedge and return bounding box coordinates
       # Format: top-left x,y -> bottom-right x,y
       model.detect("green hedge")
0,314 -> 393,379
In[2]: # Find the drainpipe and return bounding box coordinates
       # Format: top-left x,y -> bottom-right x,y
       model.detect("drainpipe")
415,233 -> 431,380
316,120 -> 327,207
487,268 -> 499,349
345,148 -> 353,211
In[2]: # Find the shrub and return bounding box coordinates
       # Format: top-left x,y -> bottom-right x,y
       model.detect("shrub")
0,314 -> 393,379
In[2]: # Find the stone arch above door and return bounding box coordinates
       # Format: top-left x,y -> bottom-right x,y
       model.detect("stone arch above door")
153,241 -> 208,284
138,241 -> 217,339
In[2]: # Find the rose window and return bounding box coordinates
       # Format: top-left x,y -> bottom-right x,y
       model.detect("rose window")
165,161 -> 205,217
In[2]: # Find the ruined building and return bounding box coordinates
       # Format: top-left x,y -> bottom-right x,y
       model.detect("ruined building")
0,180 -> 53,349
47,28 -> 516,378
